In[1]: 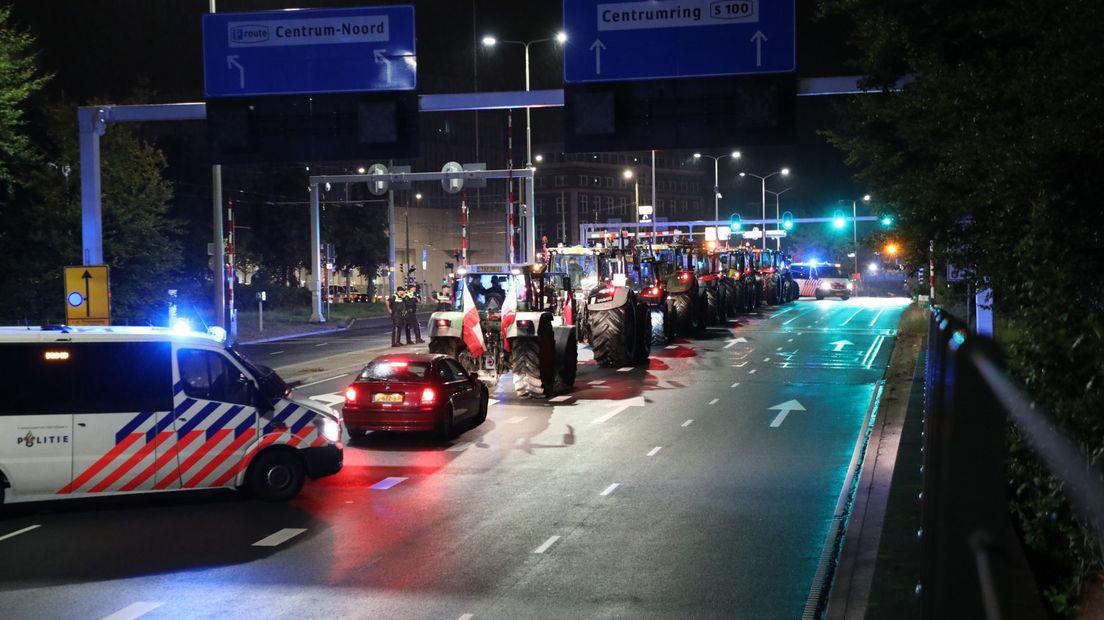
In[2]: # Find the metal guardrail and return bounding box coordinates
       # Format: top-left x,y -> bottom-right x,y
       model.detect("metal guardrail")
921,308 -> 1104,619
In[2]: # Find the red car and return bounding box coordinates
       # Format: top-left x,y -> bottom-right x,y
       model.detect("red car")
342,353 -> 489,439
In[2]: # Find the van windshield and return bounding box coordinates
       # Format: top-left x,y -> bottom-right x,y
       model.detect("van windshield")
227,346 -> 288,399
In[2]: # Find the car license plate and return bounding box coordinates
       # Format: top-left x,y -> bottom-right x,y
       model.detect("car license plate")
373,393 -> 403,403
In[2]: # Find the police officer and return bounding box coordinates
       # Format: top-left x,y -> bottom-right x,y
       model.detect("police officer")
387,286 -> 405,347
435,284 -> 452,311
403,286 -> 424,344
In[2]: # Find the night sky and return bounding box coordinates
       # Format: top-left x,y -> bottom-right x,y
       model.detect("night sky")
10,1 -> 865,218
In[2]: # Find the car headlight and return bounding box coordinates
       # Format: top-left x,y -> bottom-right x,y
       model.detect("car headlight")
321,418 -> 341,443
820,282 -> 831,290
846,282 -> 854,290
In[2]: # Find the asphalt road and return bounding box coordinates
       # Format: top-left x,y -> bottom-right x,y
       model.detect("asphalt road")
0,297 -> 908,620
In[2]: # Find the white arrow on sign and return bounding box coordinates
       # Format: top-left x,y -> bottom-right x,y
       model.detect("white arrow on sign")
830,339 -> 854,352
768,399 -> 806,428
227,55 -> 245,89
374,49 -> 392,85
750,30 -> 767,67
723,337 -> 749,349
590,39 -> 606,75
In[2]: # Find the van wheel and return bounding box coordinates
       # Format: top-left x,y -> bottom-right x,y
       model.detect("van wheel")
248,450 -> 305,502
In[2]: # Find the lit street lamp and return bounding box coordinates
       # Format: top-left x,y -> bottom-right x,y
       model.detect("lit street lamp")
765,187 -> 792,250
693,151 -> 741,224
623,168 -> 639,222
739,168 -> 791,249
847,194 -> 871,274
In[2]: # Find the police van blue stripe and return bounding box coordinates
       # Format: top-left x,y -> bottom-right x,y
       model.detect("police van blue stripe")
233,413 -> 256,438
115,410 -> 156,445
172,381 -> 184,396
176,401 -> 221,437
206,405 -> 245,440
289,410 -> 314,435
263,404 -> 298,434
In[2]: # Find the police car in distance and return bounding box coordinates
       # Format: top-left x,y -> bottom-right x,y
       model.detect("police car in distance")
0,322 -> 345,505
790,262 -> 854,300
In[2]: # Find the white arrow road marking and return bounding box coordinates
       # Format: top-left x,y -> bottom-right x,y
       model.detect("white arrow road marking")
724,337 -> 749,349
0,524 -> 40,542
101,602 -> 165,620
768,399 -> 806,428
733,361 -> 748,368
253,528 -> 307,547
600,483 -> 620,496
533,535 -> 561,554
590,38 -> 606,74
370,477 -> 407,490
830,339 -> 855,353
373,49 -> 392,84
590,396 -> 647,424
227,55 -> 245,89
310,393 -> 345,406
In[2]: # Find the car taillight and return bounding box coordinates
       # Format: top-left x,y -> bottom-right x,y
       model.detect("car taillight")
436,318 -> 451,327
678,273 -> 691,281
599,287 -> 615,296
517,319 -> 533,329
421,387 -> 436,404
344,386 -> 357,403
647,286 -> 661,295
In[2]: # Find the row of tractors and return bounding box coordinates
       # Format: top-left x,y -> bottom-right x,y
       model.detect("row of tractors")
425,241 -> 799,399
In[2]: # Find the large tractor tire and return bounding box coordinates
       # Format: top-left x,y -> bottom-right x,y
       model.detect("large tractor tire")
721,280 -> 737,318
669,292 -> 695,336
554,326 -> 578,389
429,337 -> 477,374
634,302 -> 651,364
511,326 -> 556,398
650,306 -> 673,346
589,304 -> 637,368
704,287 -> 722,326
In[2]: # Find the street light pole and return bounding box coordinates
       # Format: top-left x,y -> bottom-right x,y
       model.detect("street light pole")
693,151 -> 741,225
766,187 -> 792,251
739,167 -> 790,251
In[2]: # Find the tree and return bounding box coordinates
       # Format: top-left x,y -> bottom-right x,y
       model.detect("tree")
0,6 -> 49,191
822,0 -> 1104,613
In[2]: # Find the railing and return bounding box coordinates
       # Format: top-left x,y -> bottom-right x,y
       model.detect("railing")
921,308 -> 1104,619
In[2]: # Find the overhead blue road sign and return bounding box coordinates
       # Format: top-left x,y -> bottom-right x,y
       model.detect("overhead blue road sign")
203,5 -> 416,98
562,0 -> 795,83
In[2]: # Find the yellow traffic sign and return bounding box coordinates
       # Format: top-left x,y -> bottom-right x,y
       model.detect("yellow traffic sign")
64,266 -> 110,326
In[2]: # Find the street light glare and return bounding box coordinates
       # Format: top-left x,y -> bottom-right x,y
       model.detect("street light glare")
534,154 -> 543,163
781,167 -> 791,176
738,172 -> 747,177
863,194 -> 872,201
481,36 -> 496,46
555,31 -> 567,44
415,193 -> 423,200
356,166 -> 366,174
732,151 -> 741,159
623,169 -> 634,179
693,153 -> 702,159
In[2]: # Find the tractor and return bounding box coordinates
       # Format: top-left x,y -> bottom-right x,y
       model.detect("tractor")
546,246 -> 601,343
718,248 -> 756,316
427,264 -> 578,399
651,243 -> 704,336
585,246 -> 653,367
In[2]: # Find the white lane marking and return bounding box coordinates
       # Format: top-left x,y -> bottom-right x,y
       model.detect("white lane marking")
588,380 -> 607,385
488,398 -> 500,407
533,535 -> 561,554
310,393 -> 345,406
617,367 -> 633,372
776,347 -> 783,351
769,400 -> 806,428
313,342 -> 330,347
770,412 -> 788,427
592,404 -> 632,424
788,338 -> 794,343
100,602 -> 165,620
446,441 -> 474,452
731,382 -> 741,388
505,416 -> 526,424
869,308 -> 887,327
841,308 -> 864,326
549,395 -> 572,403
370,477 -> 408,490
682,419 -> 694,427
600,483 -> 620,496
590,385 -> 611,389
733,361 -> 748,368
709,398 -> 719,405
457,615 -> 475,620
749,369 -> 758,374
0,524 -> 40,543
763,357 -> 771,362
297,374 -> 347,389
253,528 -> 307,547
268,350 -> 286,356
665,345 -> 678,350
863,335 -> 887,369
646,446 -> 662,457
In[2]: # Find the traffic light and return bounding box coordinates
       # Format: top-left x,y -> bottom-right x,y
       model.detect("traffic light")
781,211 -> 794,231
832,210 -> 846,229
729,213 -> 743,232
880,214 -> 894,227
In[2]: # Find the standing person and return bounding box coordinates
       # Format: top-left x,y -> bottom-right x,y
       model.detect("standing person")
435,284 -> 452,311
403,286 -> 424,344
387,286 -> 405,347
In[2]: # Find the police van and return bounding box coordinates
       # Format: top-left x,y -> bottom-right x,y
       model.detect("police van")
0,324 -> 344,505
791,262 -> 854,300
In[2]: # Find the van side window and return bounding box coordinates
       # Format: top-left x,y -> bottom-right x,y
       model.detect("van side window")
177,349 -> 254,406
0,342 -> 172,415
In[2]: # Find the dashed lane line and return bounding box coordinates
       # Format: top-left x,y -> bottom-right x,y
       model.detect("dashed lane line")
100,602 -> 165,620
370,477 -> 408,490
268,350 -> 286,356
505,416 -> 526,424
600,483 -> 620,496
731,382 -> 741,388
0,524 -> 40,543
647,446 -> 662,457
749,369 -> 758,374
841,308 -> 864,326
533,535 -> 561,554
297,374 -> 348,389
549,395 -> 573,403
313,342 -> 330,347
457,615 -> 475,620
588,380 -> 606,385
709,398 -> 719,405
682,419 -> 694,427
665,345 -> 678,350
617,367 -> 633,372
253,528 -> 307,547
869,308 -> 887,327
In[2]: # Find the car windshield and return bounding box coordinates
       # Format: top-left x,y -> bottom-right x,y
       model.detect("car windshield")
790,265 -> 810,279
456,274 -> 524,311
360,361 -> 432,382
818,265 -> 846,278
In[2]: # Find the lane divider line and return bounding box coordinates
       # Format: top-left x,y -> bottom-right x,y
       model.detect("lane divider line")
533,535 -> 561,554
100,601 -> 165,620
370,477 -> 408,490
592,404 -> 632,424
457,615 -> 475,620
589,380 -> 606,385
297,374 -> 349,389
252,528 -> 307,547
505,416 -> 527,424
488,398 -> 500,407
709,398 -> 719,405
682,419 -> 694,427
600,483 -> 620,496
617,367 -> 633,372
841,308 -> 864,326
312,342 -> 329,347
869,308 -> 887,327
763,357 -> 771,362
268,351 -> 286,356
731,382 -> 741,388
749,369 -> 758,374
646,446 -> 662,457
549,395 -> 573,403
665,345 -> 678,350
0,524 -> 41,543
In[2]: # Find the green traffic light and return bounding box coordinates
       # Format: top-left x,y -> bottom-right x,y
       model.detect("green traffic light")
832,210 -> 846,229
781,211 -> 794,230
729,213 -> 743,231
881,215 -> 893,227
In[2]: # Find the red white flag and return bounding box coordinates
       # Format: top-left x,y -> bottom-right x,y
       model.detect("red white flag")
500,276 -> 518,352
461,283 -> 485,358
563,294 -> 573,325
